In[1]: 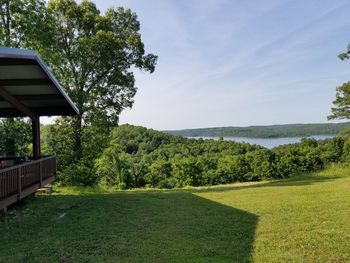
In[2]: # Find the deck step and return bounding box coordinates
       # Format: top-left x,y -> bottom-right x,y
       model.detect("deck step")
1,207 -> 7,215
36,187 -> 53,194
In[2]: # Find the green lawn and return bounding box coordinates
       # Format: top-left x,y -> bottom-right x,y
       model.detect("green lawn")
1,165 -> 349,263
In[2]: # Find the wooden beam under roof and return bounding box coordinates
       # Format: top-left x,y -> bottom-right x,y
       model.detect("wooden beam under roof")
0,86 -> 37,119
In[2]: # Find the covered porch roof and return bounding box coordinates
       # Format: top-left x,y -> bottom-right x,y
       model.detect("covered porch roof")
0,47 -> 79,117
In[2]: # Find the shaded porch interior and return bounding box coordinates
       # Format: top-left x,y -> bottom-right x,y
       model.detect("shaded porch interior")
0,47 -> 79,212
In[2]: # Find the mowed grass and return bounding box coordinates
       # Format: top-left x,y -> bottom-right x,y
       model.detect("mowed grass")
0,165 -> 349,263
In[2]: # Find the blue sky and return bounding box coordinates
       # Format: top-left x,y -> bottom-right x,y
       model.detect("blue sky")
96,0 -> 350,130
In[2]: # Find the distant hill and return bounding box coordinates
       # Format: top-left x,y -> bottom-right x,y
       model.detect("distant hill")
164,123 -> 350,138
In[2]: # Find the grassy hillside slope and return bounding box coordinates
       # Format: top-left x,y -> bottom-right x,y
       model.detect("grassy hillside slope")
165,122 -> 350,138
0,165 -> 349,263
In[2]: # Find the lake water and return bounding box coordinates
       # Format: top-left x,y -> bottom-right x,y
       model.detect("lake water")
189,135 -> 334,149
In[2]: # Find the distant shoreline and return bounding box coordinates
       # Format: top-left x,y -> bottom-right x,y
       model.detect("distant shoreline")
164,122 -> 350,139
186,134 -> 335,139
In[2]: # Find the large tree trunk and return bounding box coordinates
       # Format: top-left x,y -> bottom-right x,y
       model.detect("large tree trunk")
73,115 -> 83,161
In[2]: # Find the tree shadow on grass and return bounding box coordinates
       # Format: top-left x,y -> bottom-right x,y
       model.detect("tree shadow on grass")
0,191 -> 258,263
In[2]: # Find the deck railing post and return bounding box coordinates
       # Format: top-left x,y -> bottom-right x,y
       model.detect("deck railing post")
32,116 -> 41,159
55,157 -> 57,179
39,159 -> 42,188
1,207 -> 7,215
18,166 -> 22,200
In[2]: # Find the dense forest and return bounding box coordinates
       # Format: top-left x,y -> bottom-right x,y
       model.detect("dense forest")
0,121 -> 347,189
39,124 -> 350,189
165,122 -> 350,138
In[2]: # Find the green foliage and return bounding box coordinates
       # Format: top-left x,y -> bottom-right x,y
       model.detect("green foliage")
245,149 -> 276,180
37,0 -> 157,127
45,118 -> 110,186
328,82 -> 350,120
338,43 -> 350,60
95,125 -> 350,190
215,155 -> 248,183
172,157 -> 202,187
146,159 -> 172,187
0,118 -> 31,157
0,0 -> 46,47
329,43 -> 350,121
58,161 -> 98,186
96,145 -> 132,189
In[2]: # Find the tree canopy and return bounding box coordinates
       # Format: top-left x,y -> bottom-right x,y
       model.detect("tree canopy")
329,44 -> 350,121
33,0 -> 158,161
0,0 -> 45,47
37,0 -> 157,127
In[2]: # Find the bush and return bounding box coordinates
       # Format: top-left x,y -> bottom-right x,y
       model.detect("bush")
216,155 -> 248,183
245,149 -> 276,180
59,162 -> 99,186
158,177 -> 177,189
172,157 -> 202,187
145,159 -> 172,187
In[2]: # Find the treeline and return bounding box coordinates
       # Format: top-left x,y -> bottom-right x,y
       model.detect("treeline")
66,124 -> 348,189
3,121 -> 350,189
165,122 -> 350,138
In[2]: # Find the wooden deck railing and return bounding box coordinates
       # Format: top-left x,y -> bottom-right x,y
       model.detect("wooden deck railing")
0,156 -> 56,211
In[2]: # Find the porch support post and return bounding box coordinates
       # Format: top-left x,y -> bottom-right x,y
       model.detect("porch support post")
32,116 -> 41,159
0,86 -> 41,159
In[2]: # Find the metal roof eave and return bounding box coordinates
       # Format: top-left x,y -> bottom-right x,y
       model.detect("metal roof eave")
35,56 -> 80,115
0,47 -> 80,116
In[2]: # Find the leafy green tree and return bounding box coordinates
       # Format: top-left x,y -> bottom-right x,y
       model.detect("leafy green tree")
172,157 -> 202,187
0,0 -> 46,47
96,144 -> 131,189
36,0 -> 157,161
46,118 -> 75,170
216,155 -> 248,183
245,149 -> 276,180
47,117 -> 109,185
0,118 -> 31,157
145,159 -> 172,187
328,44 -> 350,121
328,82 -> 350,120
198,155 -> 218,185
274,145 -> 301,177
